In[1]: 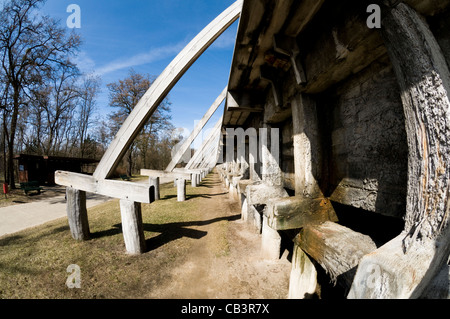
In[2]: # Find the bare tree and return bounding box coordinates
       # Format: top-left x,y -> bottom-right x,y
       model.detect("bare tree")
107,69 -> 172,175
77,74 -> 101,158
0,0 -> 81,187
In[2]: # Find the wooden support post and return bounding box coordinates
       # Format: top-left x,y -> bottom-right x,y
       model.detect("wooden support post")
191,173 -> 198,187
66,187 -> 90,241
186,117 -> 223,169
291,94 -> 322,198
260,65 -> 283,107
241,197 -> 249,222
177,178 -> 186,202
120,199 -> 146,254
273,34 -> 307,85
261,214 -> 282,260
288,245 -> 318,299
149,177 -> 160,201
349,3 -> 450,299
166,87 -> 226,172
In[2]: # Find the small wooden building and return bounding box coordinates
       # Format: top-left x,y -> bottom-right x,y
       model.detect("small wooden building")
15,154 -> 99,185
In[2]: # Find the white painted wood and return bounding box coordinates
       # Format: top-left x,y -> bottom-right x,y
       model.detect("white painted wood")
166,87 -> 227,172
93,1 -> 242,180
120,199 -> 146,254
55,171 -> 152,204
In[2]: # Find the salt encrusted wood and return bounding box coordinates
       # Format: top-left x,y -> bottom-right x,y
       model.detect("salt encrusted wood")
266,196 -> 338,231
295,221 -> 377,290
349,2 -> 450,298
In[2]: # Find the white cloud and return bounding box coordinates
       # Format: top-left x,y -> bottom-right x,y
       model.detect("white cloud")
211,29 -> 237,50
94,42 -> 186,76
72,51 -> 96,74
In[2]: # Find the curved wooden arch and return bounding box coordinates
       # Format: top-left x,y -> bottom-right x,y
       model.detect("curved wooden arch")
93,0 -> 243,180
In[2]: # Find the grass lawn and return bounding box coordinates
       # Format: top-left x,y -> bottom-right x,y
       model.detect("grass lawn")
0,180 -> 218,299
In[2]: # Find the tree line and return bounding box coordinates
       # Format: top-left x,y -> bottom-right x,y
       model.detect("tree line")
0,0 -> 180,188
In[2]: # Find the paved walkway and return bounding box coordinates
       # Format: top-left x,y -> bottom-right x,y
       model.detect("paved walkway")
0,191 -> 112,238
0,177 -> 176,238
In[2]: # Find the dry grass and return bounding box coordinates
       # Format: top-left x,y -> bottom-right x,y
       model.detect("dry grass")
0,179 -> 225,299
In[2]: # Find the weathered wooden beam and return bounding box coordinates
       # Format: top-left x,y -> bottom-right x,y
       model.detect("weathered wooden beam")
140,169 -> 191,180
266,196 -> 338,231
166,87 -> 226,172
281,0 -> 325,37
226,90 -> 264,112
245,183 -> 288,206
66,187 -> 90,241
56,171 -> 153,204
120,199 -> 146,255
349,2 -> 450,299
186,117 -> 223,169
273,34 -> 307,85
93,1 -> 242,180
295,221 -> 377,291
291,94 -> 322,198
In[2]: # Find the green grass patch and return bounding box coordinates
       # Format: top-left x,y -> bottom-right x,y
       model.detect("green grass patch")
0,181 -> 214,299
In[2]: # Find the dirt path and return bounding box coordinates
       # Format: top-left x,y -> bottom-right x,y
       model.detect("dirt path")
150,170 -> 292,299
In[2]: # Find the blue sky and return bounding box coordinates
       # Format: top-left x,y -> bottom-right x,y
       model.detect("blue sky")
40,0 -> 239,143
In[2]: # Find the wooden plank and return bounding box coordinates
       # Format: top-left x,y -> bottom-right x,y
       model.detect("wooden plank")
140,169 -> 191,180
55,171 -> 153,204
266,196 -> 338,231
295,221 -> 377,291
166,87 -> 226,172
93,1 -> 242,180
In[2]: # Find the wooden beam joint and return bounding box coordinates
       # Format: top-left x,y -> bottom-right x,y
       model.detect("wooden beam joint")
273,34 -> 307,85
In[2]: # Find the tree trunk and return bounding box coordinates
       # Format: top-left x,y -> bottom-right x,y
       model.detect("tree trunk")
7,88 -> 20,189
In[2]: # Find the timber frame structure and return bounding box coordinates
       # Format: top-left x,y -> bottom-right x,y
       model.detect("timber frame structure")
55,0 -> 450,299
